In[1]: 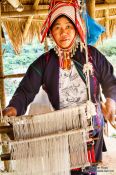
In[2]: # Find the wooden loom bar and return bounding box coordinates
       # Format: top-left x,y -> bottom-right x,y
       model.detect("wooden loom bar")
0,137 -> 98,161
0,126 -> 93,145
1,9 -> 48,19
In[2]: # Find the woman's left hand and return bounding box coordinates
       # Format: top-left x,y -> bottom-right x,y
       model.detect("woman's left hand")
101,98 -> 116,123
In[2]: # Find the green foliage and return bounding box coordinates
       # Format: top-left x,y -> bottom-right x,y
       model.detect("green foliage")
3,37 -> 45,75
97,37 -> 116,74
97,38 -> 116,57
3,37 -> 45,99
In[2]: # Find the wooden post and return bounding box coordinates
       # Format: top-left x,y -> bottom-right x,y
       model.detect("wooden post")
0,2 -> 5,109
105,9 -> 110,38
86,0 -> 95,19
0,2 -> 13,172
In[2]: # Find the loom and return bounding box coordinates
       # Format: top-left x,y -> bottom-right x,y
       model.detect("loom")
0,101 -> 97,175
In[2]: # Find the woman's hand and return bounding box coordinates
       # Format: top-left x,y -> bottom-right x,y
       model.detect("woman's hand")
101,98 -> 116,123
2,107 -> 17,117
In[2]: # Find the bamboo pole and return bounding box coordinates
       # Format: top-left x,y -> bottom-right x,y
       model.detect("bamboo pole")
23,0 -> 41,40
0,3 -> 13,172
96,3 -> 116,10
95,15 -> 116,21
0,3 -> 5,109
0,73 -> 25,79
2,17 -> 45,22
105,9 -> 110,38
86,0 -> 95,18
1,9 -> 48,19
2,15 -> 116,22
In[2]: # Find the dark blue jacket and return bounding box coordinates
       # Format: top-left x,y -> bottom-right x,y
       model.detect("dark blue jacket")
8,46 -> 116,122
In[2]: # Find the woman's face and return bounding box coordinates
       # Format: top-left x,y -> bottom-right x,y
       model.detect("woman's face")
51,16 -> 76,49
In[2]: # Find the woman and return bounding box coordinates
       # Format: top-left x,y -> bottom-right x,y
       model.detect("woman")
3,1 -> 116,175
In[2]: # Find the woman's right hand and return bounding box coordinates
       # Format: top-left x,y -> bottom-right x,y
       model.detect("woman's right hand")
2,107 -> 17,117
101,98 -> 116,123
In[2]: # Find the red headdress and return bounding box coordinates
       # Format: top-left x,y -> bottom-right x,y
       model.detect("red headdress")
41,0 -> 85,43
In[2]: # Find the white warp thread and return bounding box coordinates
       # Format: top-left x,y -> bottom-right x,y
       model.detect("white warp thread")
1,101 -> 96,174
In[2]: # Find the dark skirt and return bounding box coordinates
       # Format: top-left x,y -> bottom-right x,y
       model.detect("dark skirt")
94,128 -> 107,162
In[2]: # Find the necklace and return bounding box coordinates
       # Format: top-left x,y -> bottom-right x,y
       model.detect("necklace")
54,41 -> 78,70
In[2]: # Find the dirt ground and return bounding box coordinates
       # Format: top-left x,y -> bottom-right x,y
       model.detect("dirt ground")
97,135 -> 116,175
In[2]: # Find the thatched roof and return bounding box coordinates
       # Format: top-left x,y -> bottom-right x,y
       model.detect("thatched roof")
1,0 -> 116,53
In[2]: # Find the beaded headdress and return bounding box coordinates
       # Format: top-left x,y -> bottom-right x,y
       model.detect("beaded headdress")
41,0 -> 85,43
41,0 -> 85,70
